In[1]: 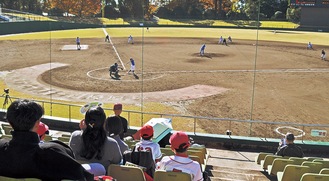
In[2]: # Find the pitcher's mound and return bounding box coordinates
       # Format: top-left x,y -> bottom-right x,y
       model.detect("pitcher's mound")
61,45 -> 89,51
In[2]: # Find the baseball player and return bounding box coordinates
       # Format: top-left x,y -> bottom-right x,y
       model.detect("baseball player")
156,131 -> 203,181
76,37 -> 81,50
134,125 -> 162,162
321,49 -> 326,60
228,36 -> 232,43
105,35 -> 110,42
109,63 -> 122,79
128,35 -> 134,44
126,57 -> 136,74
200,43 -> 206,56
222,38 -> 227,46
307,42 -> 313,50
218,36 -> 223,44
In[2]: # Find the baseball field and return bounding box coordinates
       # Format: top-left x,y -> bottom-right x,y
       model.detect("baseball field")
0,27 -> 329,140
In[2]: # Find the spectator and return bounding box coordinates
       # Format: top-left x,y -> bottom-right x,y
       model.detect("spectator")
105,116 -> 129,155
276,133 -> 304,157
0,99 -> 93,180
69,106 -> 122,170
156,131 -> 203,181
135,125 -> 162,162
37,121 -> 49,142
113,103 -> 128,140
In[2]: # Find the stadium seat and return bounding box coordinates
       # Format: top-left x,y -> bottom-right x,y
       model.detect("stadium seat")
313,160 -> 329,168
187,150 -> 205,165
160,148 -> 174,157
277,165 -> 310,181
255,152 -> 272,165
268,159 -> 294,176
300,173 -> 329,181
260,155 -> 281,170
107,164 -> 146,181
1,124 -> 13,135
307,157 -> 323,161
154,170 -> 192,181
320,168 -> 329,174
302,161 -> 323,173
0,176 -> 41,181
289,157 -> 307,165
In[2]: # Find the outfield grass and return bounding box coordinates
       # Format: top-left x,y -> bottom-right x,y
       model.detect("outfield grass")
1,27 -> 327,45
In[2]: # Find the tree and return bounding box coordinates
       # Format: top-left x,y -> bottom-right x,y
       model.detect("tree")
47,0 -> 101,17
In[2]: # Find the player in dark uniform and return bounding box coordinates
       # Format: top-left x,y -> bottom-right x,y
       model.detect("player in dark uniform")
105,35 -> 110,42
109,63 -> 122,79
222,38 -> 227,46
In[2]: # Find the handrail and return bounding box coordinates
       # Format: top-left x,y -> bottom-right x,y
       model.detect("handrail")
1,95 -> 329,141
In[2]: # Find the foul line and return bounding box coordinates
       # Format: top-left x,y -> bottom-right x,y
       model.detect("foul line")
102,28 -> 126,70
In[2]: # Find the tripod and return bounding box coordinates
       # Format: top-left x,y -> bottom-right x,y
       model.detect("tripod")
2,93 -> 12,109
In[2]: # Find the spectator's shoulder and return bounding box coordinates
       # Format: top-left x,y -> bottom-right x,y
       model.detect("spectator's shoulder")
39,140 -> 75,158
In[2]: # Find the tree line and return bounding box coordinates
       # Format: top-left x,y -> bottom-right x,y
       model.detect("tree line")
0,0 -> 301,22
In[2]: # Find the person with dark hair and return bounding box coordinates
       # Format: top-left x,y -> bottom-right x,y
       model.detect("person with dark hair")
156,131 -> 203,181
112,103 -> 128,140
0,99 -> 93,180
276,132 -> 304,158
135,125 -> 162,162
69,106 -> 122,170
105,116 -> 129,155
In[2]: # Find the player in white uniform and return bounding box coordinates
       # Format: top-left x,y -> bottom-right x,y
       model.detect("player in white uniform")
128,35 -> 134,44
134,125 -> 162,162
200,44 -> 206,56
307,42 -> 313,50
156,131 -> 203,181
76,37 -> 81,50
218,36 -> 223,44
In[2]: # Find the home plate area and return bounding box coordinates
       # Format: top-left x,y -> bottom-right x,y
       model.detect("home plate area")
61,45 -> 89,51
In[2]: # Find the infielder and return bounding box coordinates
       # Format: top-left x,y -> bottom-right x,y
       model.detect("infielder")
200,43 -> 206,56
218,36 -> 223,44
307,42 -> 313,50
76,37 -> 81,50
128,35 -> 134,44
321,49 -> 326,60
105,35 -> 110,42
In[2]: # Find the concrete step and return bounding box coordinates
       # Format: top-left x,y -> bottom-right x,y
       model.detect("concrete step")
209,176 -> 269,181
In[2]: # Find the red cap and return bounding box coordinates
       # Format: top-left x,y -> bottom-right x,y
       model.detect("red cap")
169,131 -> 190,149
113,103 -> 122,110
140,125 -> 154,138
37,122 -> 49,136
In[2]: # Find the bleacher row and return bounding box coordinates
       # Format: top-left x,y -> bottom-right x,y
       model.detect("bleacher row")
0,123 -> 209,181
255,152 -> 329,181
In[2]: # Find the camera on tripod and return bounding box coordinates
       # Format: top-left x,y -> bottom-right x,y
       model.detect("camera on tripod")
4,88 -> 9,94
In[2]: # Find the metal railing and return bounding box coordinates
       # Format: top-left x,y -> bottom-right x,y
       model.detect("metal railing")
1,95 -> 329,142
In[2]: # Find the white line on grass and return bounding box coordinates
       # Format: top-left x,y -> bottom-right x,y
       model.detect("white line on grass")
102,28 -> 126,70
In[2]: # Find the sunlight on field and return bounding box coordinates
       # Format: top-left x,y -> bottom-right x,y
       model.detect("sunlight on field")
99,18 -> 129,25
157,18 -> 192,25
260,21 -> 299,29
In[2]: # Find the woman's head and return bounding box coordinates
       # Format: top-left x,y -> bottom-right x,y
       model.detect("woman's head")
81,106 -> 107,160
84,106 -> 106,130
105,116 -> 123,136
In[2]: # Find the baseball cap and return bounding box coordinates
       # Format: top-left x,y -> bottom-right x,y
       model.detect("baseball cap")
285,133 -> 295,141
140,125 -> 154,138
169,131 -> 190,149
37,122 -> 49,136
113,103 -> 122,110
